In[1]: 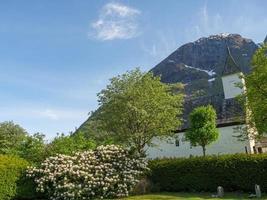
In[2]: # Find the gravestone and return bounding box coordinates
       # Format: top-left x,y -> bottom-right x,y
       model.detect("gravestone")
217,186 -> 224,198
255,184 -> 261,198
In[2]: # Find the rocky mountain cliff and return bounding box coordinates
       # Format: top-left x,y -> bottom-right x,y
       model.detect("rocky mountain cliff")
76,34 -> 260,133
264,35 -> 267,43
151,33 -> 258,97
150,33 -> 259,129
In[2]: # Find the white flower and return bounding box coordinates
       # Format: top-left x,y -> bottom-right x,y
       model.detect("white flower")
26,145 -> 148,199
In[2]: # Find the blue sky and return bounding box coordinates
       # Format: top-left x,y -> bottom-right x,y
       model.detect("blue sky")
0,0 -> 266,139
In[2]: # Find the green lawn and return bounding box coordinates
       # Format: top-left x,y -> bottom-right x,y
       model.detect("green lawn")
122,193 -> 267,200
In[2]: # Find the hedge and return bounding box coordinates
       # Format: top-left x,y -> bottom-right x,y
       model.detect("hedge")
148,154 -> 267,192
0,155 -> 40,200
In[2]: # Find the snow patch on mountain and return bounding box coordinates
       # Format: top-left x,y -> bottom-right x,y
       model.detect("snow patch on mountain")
184,64 -> 216,76
208,78 -> 215,82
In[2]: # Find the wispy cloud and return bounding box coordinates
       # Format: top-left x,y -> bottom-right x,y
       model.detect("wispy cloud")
0,106 -> 89,138
185,4 -> 223,40
90,2 -> 141,41
185,3 -> 267,43
140,31 -> 178,62
0,107 -> 87,121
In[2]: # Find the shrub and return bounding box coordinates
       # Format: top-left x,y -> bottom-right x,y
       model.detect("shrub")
0,155 -> 29,200
27,145 -> 148,200
148,154 -> 267,192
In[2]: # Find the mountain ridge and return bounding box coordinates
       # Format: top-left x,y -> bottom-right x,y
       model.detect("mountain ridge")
76,33 -> 262,134
151,33 -> 258,97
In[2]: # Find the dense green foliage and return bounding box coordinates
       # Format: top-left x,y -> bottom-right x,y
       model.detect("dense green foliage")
93,68 -> 184,155
0,121 -> 97,164
185,105 -> 219,156
245,44 -> 267,135
0,121 -> 27,155
148,154 -> 267,192
17,133 -> 47,164
0,121 -> 47,163
46,132 -> 96,156
0,155 -> 31,200
75,120 -> 116,146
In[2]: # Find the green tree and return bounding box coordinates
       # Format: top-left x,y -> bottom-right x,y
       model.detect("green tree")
17,133 -> 47,163
93,68 -> 184,156
46,132 -> 96,156
185,105 -> 219,156
75,120 -> 116,146
245,45 -> 267,136
0,121 -> 27,154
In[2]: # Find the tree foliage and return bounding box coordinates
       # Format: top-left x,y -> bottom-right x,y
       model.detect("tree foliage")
0,155 -> 30,200
93,68 -> 184,155
245,44 -> 267,135
185,105 -> 219,156
17,133 -> 47,163
75,120 -> 116,146
46,132 -> 96,156
0,121 -> 27,155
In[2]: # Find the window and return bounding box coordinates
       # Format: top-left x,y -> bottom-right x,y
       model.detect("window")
175,139 -> 180,147
253,146 -> 257,154
258,147 -> 263,154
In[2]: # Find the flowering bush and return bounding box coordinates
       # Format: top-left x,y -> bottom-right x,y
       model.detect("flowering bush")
27,145 -> 148,199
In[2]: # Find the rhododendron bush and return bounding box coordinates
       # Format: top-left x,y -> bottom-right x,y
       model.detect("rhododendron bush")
27,145 -> 148,200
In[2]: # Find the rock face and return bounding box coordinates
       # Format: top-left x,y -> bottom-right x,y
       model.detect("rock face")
151,33 -> 258,97
264,35 -> 267,43
76,34 -> 259,133
151,34 -> 258,128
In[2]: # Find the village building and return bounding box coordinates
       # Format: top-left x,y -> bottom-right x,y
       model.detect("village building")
147,45 -> 267,158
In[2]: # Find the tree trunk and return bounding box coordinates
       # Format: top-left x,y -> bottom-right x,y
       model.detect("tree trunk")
137,145 -> 146,158
202,145 -> 206,157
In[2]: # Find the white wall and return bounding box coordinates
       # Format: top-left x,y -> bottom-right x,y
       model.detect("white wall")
147,125 -> 251,158
222,73 -> 244,99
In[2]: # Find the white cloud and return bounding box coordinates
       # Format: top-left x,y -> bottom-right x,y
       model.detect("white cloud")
103,2 -> 140,17
37,109 -> 60,120
90,2 -> 141,40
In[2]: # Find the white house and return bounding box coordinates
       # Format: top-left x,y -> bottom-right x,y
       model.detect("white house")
147,46 -> 265,158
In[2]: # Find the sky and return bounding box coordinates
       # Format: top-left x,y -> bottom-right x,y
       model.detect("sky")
0,0 -> 266,139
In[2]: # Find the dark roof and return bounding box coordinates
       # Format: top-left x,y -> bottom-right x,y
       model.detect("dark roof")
221,46 -> 241,76
177,93 -> 244,132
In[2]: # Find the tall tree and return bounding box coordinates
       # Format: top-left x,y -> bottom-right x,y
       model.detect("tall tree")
17,133 -> 47,163
185,105 -> 219,156
245,45 -> 267,136
93,68 -> 183,155
0,121 -> 27,154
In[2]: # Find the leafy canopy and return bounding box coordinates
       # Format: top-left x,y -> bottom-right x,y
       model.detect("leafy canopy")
245,45 -> 267,135
94,68 -> 184,155
185,105 -> 219,156
46,132 -> 96,156
0,121 -> 27,155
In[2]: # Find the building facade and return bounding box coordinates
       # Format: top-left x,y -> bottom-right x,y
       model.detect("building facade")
147,46 -> 261,158
147,125 -> 250,158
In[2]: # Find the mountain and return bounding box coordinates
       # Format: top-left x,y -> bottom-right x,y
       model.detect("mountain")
151,33 -> 258,97
76,33 -> 259,133
264,35 -> 267,43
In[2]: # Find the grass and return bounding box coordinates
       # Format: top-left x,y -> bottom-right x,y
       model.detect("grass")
122,192 -> 267,200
